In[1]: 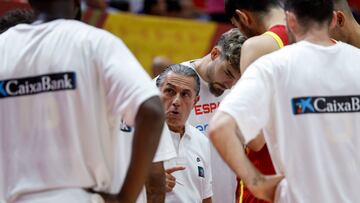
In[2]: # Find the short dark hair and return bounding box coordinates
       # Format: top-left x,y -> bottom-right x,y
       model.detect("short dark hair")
216,28 -> 247,71
333,0 -> 352,15
156,64 -> 200,96
225,0 -> 280,19
0,9 -> 35,34
284,0 -> 334,26
166,0 -> 182,13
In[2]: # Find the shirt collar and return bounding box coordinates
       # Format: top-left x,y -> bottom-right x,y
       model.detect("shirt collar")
170,123 -> 192,139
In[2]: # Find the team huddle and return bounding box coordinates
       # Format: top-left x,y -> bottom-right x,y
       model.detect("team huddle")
1,0 -> 360,203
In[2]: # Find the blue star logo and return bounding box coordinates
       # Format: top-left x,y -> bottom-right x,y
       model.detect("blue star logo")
0,82 -> 7,97
298,97 -> 315,113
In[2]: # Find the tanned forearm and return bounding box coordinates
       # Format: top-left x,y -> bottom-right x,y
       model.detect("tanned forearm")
146,162 -> 166,203
209,112 -> 282,202
209,113 -> 265,190
118,96 -> 165,202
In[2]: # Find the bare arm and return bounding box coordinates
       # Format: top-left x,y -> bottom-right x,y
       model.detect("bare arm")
238,35 -> 281,150
240,35 -> 281,73
118,96 -> 165,202
146,162 -> 166,203
209,112 -> 283,202
246,132 -> 266,152
202,197 -> 212,203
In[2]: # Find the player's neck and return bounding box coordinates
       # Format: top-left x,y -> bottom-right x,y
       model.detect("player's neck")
299,28 -> 335,46
34,10 -> 75,23
169,125 -> 185,138
262,7 -> 286,31
347,21 -> 360,48
193,56 -> 212,83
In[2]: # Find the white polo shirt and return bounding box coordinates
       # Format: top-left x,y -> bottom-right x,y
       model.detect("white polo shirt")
182,61 -> 237,203
0,19 -> 159,203
164,123 -> 212,203
219,41 -> 360,202
110,123 -> 177,203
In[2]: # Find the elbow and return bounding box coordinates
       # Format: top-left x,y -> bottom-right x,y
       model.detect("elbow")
208,125 -> 218,144
208,111 -> 232,147
247,134 -> 266,152
247,141 -> 264,152
208,119 -> 224,146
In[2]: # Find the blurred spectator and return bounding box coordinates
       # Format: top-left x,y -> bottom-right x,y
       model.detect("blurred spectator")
206,0 -> 228,23
179,0 -> 197,18
166,0 -> 182,17
193,0 -> 206,10
85,0 -> 107,10
107,0 -> 130,11
0,9 -> 34,34
3,0 -> 28,2
140,0 -> 206,19
168,0 -> 208,19
142,0 -> 167,16
129,0 -> 144,13
151,56 -> 173,78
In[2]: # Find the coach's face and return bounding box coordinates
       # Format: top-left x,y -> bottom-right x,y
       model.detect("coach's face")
160,72 -> 199,133
207,47 -> 240,97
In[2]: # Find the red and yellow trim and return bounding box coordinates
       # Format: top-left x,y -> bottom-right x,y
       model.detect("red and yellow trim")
238,180 -> 244,203
263,31 -> 285,48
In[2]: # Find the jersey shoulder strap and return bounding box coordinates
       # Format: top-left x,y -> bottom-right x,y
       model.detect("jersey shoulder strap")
263,25 -> 289,48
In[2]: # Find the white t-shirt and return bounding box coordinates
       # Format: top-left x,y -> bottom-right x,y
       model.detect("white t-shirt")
164,123 -> 212,203
0,20 -> 159,203
182,61 -> 237,203
219,41 -> 360,202
110,123 -> 177,203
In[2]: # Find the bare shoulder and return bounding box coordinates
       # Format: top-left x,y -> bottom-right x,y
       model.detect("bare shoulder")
240,34 -> 281,73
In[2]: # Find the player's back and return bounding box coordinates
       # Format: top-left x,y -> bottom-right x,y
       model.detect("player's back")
0,20 -> 136,203
266,41 -> 360,202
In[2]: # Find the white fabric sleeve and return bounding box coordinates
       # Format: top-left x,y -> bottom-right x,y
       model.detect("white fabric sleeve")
218,57 -> 276,144
95,31 -> 159,126
153,124 -> 177,162
202,139 -> 213,199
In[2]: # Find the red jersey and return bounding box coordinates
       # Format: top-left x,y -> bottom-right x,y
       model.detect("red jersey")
237,25 -> 289,203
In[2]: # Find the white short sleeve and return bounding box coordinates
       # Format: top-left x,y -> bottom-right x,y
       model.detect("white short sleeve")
218,57 -> 276,144
95,32 -> 159,126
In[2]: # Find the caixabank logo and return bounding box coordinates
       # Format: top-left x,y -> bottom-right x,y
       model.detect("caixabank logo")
0,72 -> 76,99
292,95 -> 360,115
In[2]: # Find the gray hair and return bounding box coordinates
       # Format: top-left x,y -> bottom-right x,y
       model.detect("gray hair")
216,28 -> 247,70
156,64 -> 200,96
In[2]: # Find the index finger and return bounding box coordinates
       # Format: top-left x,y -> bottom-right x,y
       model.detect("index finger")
166,165 -> 186,174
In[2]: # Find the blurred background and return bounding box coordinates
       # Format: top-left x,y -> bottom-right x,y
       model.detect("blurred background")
1,0 -> 360,77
